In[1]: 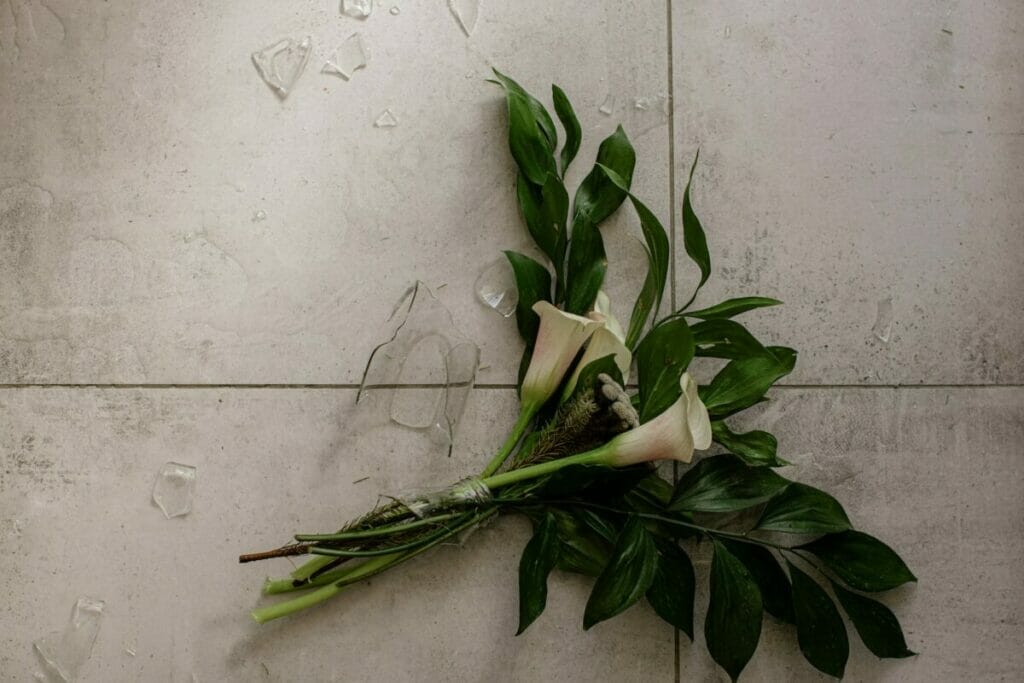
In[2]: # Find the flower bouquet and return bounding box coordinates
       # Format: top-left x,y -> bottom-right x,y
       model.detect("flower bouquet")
240,71 -> 916,681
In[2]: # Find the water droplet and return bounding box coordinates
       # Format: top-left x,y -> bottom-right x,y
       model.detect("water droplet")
252,209 -> 267,222
390,6 -> 400,15
475,257 -> 518,318
374,108 -> 398,127
322,33 -> 368,80
448,0 -> 479,37
341,0 -> 372,19
251,37 -> 312,99
152,462 -> 197,519
598,94 -> 614,115
871,296 -> 894,343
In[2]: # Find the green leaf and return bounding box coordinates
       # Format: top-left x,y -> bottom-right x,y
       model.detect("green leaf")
670,454 -> 790,513
700,348 -> 797,417
634,318 -> 695,423
711,421 -> 785,467
721,541 -> 794,623
549,508 -> 611,577
504,251 -> 552,346
517,513 -> 561,634
681,152 -> 710,307
595,163 -> 670,351
515,172 -> 569,290
563,218 -> 607,315
646,539 -> 696,639
705,540 -> 763,682
788,562 -> 849,678
572,125 -> 636,226
583,516 -> 658,629
757,483 -> 852,534
692,319 -> 768,360
686,297 -> 782,320
799,530 -> 916,592
552,84 -> 581,175
831,581 -> 915,658
491,68 -> 557,153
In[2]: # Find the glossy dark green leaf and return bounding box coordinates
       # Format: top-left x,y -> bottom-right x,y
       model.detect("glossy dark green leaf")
515,172 -> 568,287
757,483 -> 852,534
551,84 -> 581,175
572,125 -> 636,226
692,319 -> 768,360
646,539 -> 696,639
705,540 -> 763,682
711,421 -> 785,467
596,163 -> 670,350
788,562 -> 849,678
538,463 -> 649,500
681,152 -> 710,307
700,348 -> 797,417
670,454 -> 790,513
491,68 -> 557,153
517,513 -> 560,634
583,517 -> 658,629
549,508 -> 611,577
686,297 -> 782,320
493,73 -> 558,186
563,218 -> 607,314
831,581 -> 915,658
504,251 -> 552,346
634,318 -> 695,423
721,541 -> 794,623
799,530 -> 917,592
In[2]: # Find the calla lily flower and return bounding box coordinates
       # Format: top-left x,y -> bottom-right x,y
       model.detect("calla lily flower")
520,301 -> 602,409
604,372 -> 712,466
562,292 -> 632,398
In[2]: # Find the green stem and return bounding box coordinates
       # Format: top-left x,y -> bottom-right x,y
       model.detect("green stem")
481,446 -> 611,490
294,512 -> 461,542
308,518 -> 471,557
289,555 -> 337,581
480,405 -> 537,477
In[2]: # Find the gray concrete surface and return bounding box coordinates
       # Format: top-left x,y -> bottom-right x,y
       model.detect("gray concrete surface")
1,1 -> 1022,681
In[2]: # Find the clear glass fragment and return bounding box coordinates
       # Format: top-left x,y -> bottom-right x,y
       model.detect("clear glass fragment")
153,462 -> 197,519
448,0 -> 479,37
33,598 -> 105,682
252,209 -> 267,222
374,109 -> 398,127
390,6 -> 400,15
321,33 -> 367,80
355,282 -> 479,451
598,94 -> 614,115
341,0 -> 372,18
634,97 -> 650,111
872,296 -> 894,343
251,37 -> 312,99
475,257 -> 517,318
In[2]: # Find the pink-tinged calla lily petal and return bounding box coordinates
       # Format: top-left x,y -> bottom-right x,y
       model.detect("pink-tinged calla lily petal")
590,290 -> 626,344
605,371 -> 712,466
521,301 -> 602,408
563,326 -> 632,399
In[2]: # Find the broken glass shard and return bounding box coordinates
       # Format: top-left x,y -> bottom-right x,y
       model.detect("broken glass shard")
252,209 -> 267,222
374,109 -> 398,127
598,94 -> 614,115
34,597 -> 105,683
871,296 -> 894,343
321,33 -> 367,80
355,282 -> 479,451
153,462 -> 197,518
475,257 -> 517,318
634,97 -> 650,111
448,0 -> 479,37
390,6 -> 400,14
252,36 -> 312,99
341,0 -> 372,18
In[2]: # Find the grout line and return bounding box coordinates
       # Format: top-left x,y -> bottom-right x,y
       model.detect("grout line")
0,383 -> 1019,390
666,3 -> 682,682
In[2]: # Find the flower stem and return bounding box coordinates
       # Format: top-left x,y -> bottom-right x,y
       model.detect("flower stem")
481,446 -> 611,490
480,404 -> 537,477
294,512 -> 461,542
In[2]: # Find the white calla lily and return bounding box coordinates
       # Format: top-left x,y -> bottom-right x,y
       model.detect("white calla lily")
562,292 -> 632,398
520,301 -> 602,409
604,372 -> 712,466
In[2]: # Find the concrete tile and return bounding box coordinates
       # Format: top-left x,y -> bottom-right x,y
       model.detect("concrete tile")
0,2 -> 670,384
0,387 -> 673,681
672,1 -> 1024,384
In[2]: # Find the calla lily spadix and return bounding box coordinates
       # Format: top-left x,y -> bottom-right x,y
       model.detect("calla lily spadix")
520,301 -> 603,410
